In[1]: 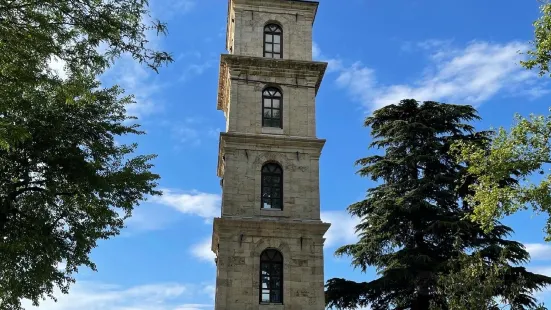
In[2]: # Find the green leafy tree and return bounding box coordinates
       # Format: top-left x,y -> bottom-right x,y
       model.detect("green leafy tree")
325,100 -> 551,310
522,1 -> 551,76
0,0 -> 172,149
453,113 -> 551,240
0,0 -> 172,308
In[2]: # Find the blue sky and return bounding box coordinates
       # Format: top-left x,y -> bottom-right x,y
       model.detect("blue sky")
29,0 -> 551,309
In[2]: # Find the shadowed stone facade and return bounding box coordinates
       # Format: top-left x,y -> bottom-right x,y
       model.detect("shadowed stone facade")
212,1 -> 330,309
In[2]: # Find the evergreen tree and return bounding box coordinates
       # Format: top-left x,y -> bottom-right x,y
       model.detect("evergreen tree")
325,99 -> 551,310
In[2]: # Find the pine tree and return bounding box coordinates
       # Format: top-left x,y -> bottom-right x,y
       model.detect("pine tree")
325,99 -> 551,310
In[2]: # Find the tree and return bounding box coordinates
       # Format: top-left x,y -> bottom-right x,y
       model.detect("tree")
522,1 -> 551,76
453,113 -> 551,240
0,0 -> 172,149
324,100 -> 551,310
0,0 -> 171,308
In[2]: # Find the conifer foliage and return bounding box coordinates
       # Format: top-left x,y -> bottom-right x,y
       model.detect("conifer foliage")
325,100 -> 551,310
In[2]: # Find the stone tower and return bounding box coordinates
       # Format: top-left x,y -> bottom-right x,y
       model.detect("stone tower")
211,0 -> 330,309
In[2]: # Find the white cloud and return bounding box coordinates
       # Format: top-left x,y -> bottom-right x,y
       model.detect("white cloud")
123,202 -> 182,234
48,56 -> 68,80
530,266 -> 551,277
312,41 -> 343,72
525,243 -> 551,261
319,40 -> 549,111
191,238 -> 216,264
56,261 -> 67,271
416,39 -> 454,51
201,285 -> 215,301
101,55 -> 164,119
23,282 -> 213,310
98,0 -> 196,120
312,42 -> 322,59
180,60 -> 216,82
321,211 -> 361,248
117,189 -> 222,234
167,118 -> 219,146
152,0 -> 196,20
153,190 -> 221,220
335,62 -> 377,107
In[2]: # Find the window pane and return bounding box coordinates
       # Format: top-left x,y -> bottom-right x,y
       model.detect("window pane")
274,35 -> 280,44
263,109 -> 272,118
272,188 -> 280,198
272,99 -> 280,109
273,44 -> 280,53
271,291 -> 282,303
263,175 -> 273,184
263,200 -> 272,209
263,98 -> 271,108
262,276 -> 270,289
265,43 -> 272,52
262,292 -> 270,303
272,277 -> 281,289
273,110 -> 281,119
265,34 -> 272,43
272,264 -> 282,275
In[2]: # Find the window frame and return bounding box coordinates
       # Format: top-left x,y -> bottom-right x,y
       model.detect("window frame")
260,163 -> 283,210
263,23 -> 283,59
262,87 -> 283,129
259,249 -> 284,304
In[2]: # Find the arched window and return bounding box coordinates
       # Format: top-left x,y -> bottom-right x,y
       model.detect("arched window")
262,87 -> 282,128
264,24 -> 282,58
260,249 -> 283,303
261,163 -> 283,210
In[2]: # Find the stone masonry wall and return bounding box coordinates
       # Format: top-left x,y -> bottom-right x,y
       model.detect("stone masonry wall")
230,3 -> 314,61
227,79 -> 317,138
221,145 -> 321,220
214,219 -> 327,310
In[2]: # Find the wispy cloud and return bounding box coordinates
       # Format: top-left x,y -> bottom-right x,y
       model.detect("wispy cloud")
23,282 -> 213,310
317,40 -> 549,111
525,243 -> 551,261
152,189 -> 221,220
152,0 -> 196,20
102,56 -> 166,119
98,0 -> 198,120
191,238 -> 216,264
123,202 -> 183,234
313,41 -> 343,72
180,60 -> 216,82
165,118 -> 220,147
321,211 -> 360,248
118,188 -> 222,234
401,38 -> 454,53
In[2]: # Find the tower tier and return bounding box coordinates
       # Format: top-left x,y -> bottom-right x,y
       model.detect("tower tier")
212,1 -> 329,309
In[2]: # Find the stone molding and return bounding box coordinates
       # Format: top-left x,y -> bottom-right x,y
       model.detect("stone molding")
213,217 -> 330,238
217,54 -> 327,113
217,132 -> 325,177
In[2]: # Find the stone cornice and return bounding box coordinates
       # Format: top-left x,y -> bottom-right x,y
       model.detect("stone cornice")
217,132 -> 325,177
213,217 -> 330,236
217,54 -> 328,113
222,132 -> 325,150
229,0 -> 319,24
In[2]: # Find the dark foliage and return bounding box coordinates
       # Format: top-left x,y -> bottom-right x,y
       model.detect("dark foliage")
325,99 -> 551,310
